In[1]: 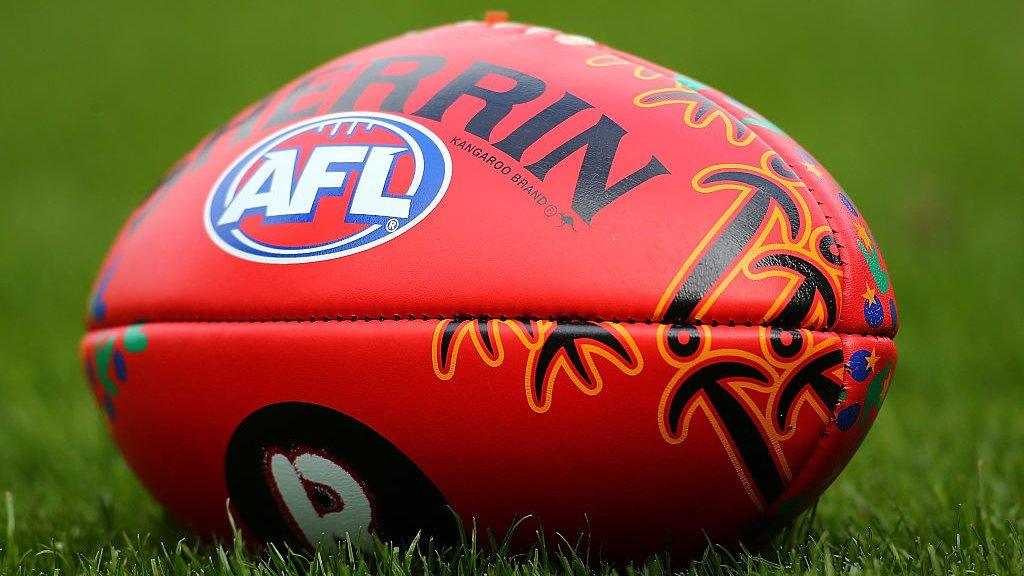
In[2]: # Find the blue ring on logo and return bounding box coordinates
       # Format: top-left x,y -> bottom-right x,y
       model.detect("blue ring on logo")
205,112 -> 451,264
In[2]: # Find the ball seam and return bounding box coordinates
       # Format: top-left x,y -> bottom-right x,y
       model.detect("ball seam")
85,315 -> 896,340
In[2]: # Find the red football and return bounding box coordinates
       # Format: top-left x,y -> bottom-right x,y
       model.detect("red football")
81,19 -> 898,559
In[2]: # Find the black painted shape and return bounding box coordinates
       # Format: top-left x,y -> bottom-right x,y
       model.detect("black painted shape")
413,61 -> 546,141
819,234 -> 843,267
523,115 -> 669,224
664,170 -> 801,322
769,327 -> 804,358
774,349 -> 844,431
665,362 -> 784,502
476,319 -> 495,355
533,321 -> 632,399
755,253 -> 838,328
438,320 -> 462,370
333,55 -> 446,113
493,92 -> 593,160
666,325 -> 701,358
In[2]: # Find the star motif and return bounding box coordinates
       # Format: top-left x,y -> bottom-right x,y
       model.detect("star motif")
861,284 -> 877,305
865,348 -> 880,371
800,160 -> 823,178
854,221 -> 873,250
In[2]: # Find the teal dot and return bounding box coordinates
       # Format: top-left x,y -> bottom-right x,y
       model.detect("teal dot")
124,324 -> 148,353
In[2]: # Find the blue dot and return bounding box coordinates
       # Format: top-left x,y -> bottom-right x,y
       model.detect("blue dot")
84,358 -> 97,387
88,265 -> 116,323
848,350 -> 872,382
113,349 -> 127,382
836,404 -> 861,431
103,394 -> 116,419
864,299 -> 885,328
889,299 -> 899,331
89,297 -> 107,323
839,193 -> 859,217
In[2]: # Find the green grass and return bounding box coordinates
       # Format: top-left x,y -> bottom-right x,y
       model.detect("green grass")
1,0 -> 1023,574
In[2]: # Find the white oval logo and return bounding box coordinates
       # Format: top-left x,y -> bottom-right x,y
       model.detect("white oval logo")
205,112 -> 452,264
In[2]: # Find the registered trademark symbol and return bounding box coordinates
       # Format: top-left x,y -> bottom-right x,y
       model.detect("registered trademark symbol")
386,218 -> 400,232
543,205 -> 558,217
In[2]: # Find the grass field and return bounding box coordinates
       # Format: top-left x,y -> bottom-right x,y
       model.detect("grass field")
2,1 -> 1023,574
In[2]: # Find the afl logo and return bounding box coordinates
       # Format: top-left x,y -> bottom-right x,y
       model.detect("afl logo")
205,112 -> 451,263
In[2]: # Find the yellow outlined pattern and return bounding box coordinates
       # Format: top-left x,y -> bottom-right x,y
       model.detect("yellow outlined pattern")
585,53 -> 757,146
432,319 -> 643,413
432,319 -> 512,379
634,86 -> 757,147
656,325 -> 842,509
520,321 -> 643,413
653,151 -> 842,328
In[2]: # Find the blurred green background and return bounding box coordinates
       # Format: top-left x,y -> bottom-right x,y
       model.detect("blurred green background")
0,0 -> 1021,564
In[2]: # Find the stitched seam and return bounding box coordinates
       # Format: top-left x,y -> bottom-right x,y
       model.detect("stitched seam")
685,88 -> 895,339
86,315 -> 897,340
792,163 -> 851,331
682,87 -> 891,505
589,63 -> 861,337
761,413 -> 838,515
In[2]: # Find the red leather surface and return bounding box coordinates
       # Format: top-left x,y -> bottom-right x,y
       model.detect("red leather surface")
81,20 -> 898,559
82,321 -> 895,558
